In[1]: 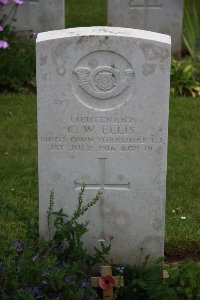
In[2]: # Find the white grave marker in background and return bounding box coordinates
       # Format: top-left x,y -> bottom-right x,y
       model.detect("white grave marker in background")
37,27 -> 171,265
108,0 -> 183,57
1,0 -> 64,33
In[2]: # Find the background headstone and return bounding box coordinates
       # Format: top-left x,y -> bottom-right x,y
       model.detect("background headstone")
1,0 -> 65,33
37,27 -> 171,265
108,0 -> 183,57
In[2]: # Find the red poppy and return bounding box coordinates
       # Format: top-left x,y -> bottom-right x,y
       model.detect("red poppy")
98,275 -> 115,290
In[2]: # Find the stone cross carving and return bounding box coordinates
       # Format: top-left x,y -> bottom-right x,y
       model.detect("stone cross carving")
74,158 -> 130,238
128,0 -> 162,29
91,265 -> 124,300
129,0 -> 162,8
22,1 -> 38,30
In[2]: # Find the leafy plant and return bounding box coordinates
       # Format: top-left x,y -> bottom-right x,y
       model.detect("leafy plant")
0,0 -> 36,92
0,187 -> 111,299
47,190 -> 55,239
114,259 -> 200,300
0,0 -> 22,50
170,59 -> 200,97
0,35 -> 36,92
166,261 -> 200,299
50,186 -> 111,268
114,257 -> 166,300
183,0 -> 200,59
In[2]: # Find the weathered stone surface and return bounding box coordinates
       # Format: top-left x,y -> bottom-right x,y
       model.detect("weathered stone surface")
1,0 -> 64,33
37,27 -> 171,265
108,0 -> 183,57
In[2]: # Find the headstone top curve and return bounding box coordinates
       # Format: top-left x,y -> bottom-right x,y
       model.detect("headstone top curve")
36,26 -> 171,45
37,22 -> 171,265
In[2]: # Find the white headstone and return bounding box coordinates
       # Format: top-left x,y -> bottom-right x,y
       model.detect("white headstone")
108,0 -> 183,57
1,0 -> 64,33
37,27 -> 171,265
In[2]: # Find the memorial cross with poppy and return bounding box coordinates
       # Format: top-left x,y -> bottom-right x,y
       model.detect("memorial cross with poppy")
91,265 -> 124,300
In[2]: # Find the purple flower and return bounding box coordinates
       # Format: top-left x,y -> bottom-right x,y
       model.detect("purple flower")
27,286 -> 41,297
48,291 -> 55,299
58,293 -> 64,300
32,286 -> 40,296
12,240 -> 24,254
31,31 -> 37,38
108,234 -> 114,241
65,257 -> 72,265
13,0 -> 23,4
0,26 -> 4,32
0,0 -> 9,4
81,277 -> 89,288
65,274 -> 76,287
0,40 -> 9,49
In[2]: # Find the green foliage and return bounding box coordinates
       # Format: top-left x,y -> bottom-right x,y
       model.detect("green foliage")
115,259 -> 200,300
170,59 -> 200,97
115,257 -> 166,300
183,0 -> 200,59
166,96 -> 200,257
0,187 -> 111,299
50,186 -> 111,268
0,239 -> 100,299
47,190 -> 55,239
0,94 -> 38,242
167,261 -> 200,299
66,0 -> 107,28
0,34 -> 36,92
0,1 -> 36,93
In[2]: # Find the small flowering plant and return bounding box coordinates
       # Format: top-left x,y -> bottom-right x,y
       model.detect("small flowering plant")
0,187 -> 111,299
0,0 -> 24,49
0,0 -> 36,92
12,239 -> 25,254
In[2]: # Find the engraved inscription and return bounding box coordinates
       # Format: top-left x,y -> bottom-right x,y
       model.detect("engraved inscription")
40,115 -> 164,153
74,66 -> 134,100
129,0 -> 162,8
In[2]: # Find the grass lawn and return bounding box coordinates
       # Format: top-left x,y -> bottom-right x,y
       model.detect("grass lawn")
0,94 -> 200,258
166,98 -> 200,258
65,0 -> 107,28
0,94 -> 38,241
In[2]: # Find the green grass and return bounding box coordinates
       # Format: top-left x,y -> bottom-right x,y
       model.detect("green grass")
0,94 -> 200,258
166,97 -> 200,257
0,94 -> 38,241
65,0 -> 107,28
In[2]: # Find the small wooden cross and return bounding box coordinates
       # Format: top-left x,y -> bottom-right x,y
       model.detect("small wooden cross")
91,265 -> 124,300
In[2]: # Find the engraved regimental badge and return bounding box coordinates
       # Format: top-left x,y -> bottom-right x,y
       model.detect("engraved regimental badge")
72,50 -> 135,111
74,66 -> 134,100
